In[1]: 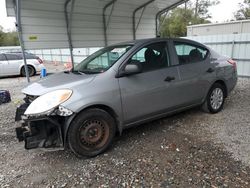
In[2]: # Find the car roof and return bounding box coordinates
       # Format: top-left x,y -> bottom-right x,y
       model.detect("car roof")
0,52 -> 39,59
112,37 -> 207,48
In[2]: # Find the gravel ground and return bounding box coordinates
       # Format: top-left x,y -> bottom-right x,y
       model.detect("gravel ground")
0,64 -> 250,187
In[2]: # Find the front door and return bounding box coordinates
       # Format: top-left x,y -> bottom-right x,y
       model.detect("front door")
118,42 -> 180,124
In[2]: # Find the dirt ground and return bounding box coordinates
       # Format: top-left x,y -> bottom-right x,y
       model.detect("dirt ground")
0,63 -> 250,187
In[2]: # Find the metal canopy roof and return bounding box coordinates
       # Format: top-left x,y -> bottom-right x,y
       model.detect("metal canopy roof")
6,0 -> 186,49
5,0 -> 186,82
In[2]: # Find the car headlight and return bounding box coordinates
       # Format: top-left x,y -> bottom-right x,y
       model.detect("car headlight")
24,89 -> 73,116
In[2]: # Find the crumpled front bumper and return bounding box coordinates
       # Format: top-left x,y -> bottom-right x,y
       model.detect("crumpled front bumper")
15,103 -> 64,150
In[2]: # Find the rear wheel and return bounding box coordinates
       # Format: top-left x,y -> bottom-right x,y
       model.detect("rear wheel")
67,108 -> 116,157
202,83 -> 226,113
21,66 -> 35,77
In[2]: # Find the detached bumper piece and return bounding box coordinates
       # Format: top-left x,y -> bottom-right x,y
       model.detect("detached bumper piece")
15,104 -> 64,150
0,90 -> 11,105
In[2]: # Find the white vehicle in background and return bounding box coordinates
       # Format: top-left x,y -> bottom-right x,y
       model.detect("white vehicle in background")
0,53 -> 45,77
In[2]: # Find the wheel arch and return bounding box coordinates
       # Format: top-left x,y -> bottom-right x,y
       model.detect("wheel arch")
83,104 -> 120,125
20,64 -> 36,76
213,79 -> 228,98
63,104 -> 122,147
202,79 -> 228,104
202,79 -> 228,113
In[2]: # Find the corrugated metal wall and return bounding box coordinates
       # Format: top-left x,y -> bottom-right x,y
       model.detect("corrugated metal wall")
0,46 -> 99,63
5,0 -> 183,49
187,20 -> 250,36
186,33 -> 250,77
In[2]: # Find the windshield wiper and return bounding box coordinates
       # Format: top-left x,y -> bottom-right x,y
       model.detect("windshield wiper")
70,70 -> 85,75
79,69 -> 103,74
70,69 -> 103,75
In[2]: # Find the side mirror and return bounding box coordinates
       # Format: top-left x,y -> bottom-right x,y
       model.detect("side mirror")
123,60 -> 142,75
116,60 -> 142,78
124,64 -> 141,74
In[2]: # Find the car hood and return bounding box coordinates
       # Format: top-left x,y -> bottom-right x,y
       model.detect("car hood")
22,72 -> 96,96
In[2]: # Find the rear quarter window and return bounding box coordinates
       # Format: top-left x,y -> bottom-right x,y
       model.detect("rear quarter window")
25,54 -> 39,59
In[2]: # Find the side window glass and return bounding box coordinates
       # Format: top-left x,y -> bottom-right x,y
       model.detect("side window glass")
0,54 -> 6,61
24,54 -> 37,59
128,42 -> 169,72
5,54 -> 22,61
174,42 -> 208,64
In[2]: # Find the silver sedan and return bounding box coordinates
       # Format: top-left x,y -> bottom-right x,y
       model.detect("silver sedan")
15,38 -> 237,157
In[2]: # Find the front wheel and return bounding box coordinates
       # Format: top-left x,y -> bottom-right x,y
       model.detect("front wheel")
202,83 -> 226,113
67,108 -> 116,157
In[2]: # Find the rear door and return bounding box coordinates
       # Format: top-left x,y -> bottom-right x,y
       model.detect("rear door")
118,41 -> 181,124
4,54 -> 23,75
172,40 -> 215,105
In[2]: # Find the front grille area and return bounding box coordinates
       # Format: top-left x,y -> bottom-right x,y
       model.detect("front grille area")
25,95 -> 38,103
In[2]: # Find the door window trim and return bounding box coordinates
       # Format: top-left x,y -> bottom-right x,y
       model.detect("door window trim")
173,41 -> 210,65
117,41 -> 176,77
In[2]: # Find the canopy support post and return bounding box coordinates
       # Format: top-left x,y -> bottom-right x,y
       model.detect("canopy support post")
15,0 -> 30,82
64,0 -> 75,69
103,0 -> 117,47
132,0 -> 155,40
155,0 -> 187,37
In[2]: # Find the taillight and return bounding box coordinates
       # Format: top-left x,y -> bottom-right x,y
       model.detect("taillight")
227,59 -> 237,69
37,58 -> 43,64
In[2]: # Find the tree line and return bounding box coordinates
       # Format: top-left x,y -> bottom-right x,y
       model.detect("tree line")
0,26 -> 19,46
0,0 -> 250,46
160,0 -> 250,37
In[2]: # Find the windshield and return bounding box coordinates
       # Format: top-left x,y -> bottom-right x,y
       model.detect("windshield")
74,45 -> 132,74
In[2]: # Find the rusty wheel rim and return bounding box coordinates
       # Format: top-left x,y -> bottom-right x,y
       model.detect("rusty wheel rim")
79,119 -> 109,150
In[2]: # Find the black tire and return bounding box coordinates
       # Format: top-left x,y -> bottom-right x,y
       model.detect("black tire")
202,83 -> 226,114
67,108 -> 116,157
21,66 -> 35,77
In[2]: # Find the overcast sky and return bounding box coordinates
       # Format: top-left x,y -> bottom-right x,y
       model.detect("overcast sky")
0,0 -> 244,31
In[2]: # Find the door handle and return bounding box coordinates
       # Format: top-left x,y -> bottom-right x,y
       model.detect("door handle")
164,76 -> 175,82
206,68 -> 215,73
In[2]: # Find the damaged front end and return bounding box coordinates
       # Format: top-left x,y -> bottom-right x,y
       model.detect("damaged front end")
15,113 -> 64,149
15,90 -> 74,150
